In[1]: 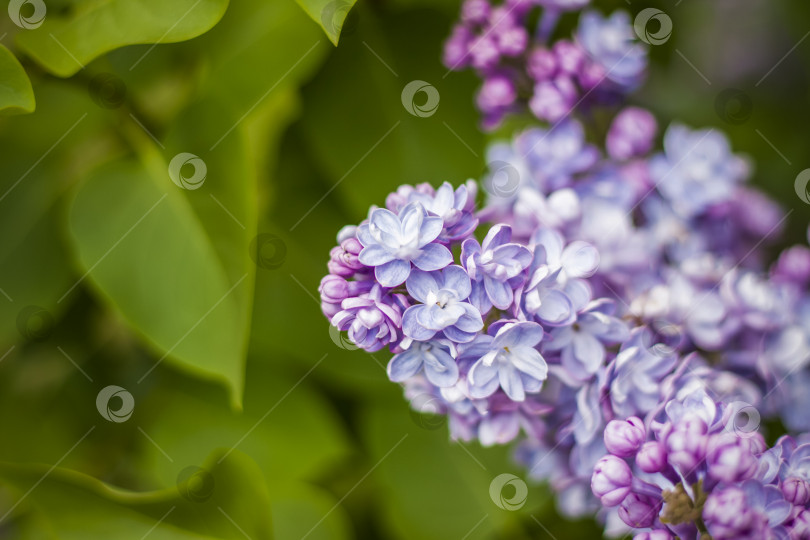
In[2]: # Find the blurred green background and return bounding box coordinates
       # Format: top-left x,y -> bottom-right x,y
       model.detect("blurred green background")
0,0 -> 808,538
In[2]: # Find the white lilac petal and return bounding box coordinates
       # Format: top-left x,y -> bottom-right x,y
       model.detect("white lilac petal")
547,188 -> 580,221
413,243 -> 453,271
358,244 -> 396,266
387,349 -> 423,382
356,223 -> 375,247
535,289 -> 574,325
376,259 -> 412,287
433,182 -> 456,214
484,275 -> 513,309
399,203 -> 424,243
494,321 -> 544,349
527,261 -> 552,291
468,360 -> 501,398
331,311 -> 354,331
418,215 -> 445,246
545,325 -> 574,351
425,303 -> 465,329
482,224 -> 512,252
442,265 -> 472,299
423,347 -> 460,387
468,279 -> 493,314
402,306 -> 437,340
443,325 -> 478,343
509,346 -> 549,382
564,279 -> 592,311
492,244 -> 533,273
499,362 -> 526,401
370,207 -> 403,240
406,270 -> 439,303
479,413 -> 520,447
532,228 -> 564,266
454,303 -> 484,332
561,241 -> 600,278
356,307 -> 384,328
521,373 -> 543,394
572,332 -> 606,372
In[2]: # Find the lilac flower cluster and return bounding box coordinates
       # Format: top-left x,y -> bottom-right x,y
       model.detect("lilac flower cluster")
318,3 -> 810,537
591,375 -> 810,539
444,0 -> 648,129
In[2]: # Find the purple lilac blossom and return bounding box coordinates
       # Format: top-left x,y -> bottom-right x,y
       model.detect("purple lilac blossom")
319,4 -> 810,529
402,266 -> 484,342
357,202 -> 453,287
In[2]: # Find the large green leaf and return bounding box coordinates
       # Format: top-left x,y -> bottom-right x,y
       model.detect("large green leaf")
0,450 -> 273,539
295,0 -> 358,46
15,0 -> 229,77
297,4 -> 484,221
67,99 -> 257,405
0,45 -> 34,114
0,80 -> 113,349
362,403 -> 537,540
138,368 -> 352,488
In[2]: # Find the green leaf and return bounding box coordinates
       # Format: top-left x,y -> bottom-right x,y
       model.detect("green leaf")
0,80 -> 112,349
15,0 -> 230,77
67,98 -> 257,405
295,0 -> 358,46
362,403 -> 534,540
137,366 -> 352,489
297,4 -> 485,220
269,483 -> 352,540
0,450 -> 273,540
0,45 -> 34,114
